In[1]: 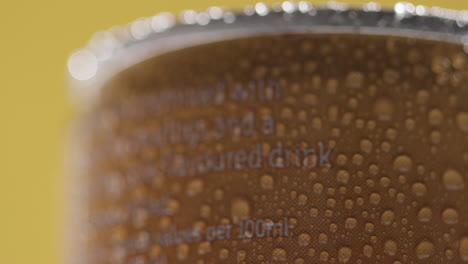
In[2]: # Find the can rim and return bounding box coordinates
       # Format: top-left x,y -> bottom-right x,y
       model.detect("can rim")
67,1 -> 468,108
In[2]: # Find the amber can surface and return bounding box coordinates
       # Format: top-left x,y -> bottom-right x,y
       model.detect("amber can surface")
67,3 -> 468,263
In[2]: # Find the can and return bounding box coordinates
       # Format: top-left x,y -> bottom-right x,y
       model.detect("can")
66,2 -> 468,263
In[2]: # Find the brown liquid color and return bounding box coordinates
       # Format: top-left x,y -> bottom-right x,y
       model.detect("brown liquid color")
74,34 -> 468,263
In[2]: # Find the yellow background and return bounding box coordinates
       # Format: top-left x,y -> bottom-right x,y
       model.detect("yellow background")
1,0 -> 467,263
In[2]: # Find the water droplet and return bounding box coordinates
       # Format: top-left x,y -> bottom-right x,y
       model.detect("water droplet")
298,194 -> 308,206
320,251 -> 330,261
260,174 -> 274,189
381,210 -> 395,225
313,183 -> 324,194
411,182 -> 427,197
219,248 -> 229,259
416,90 -> 430,105
345,217 -> 357,229
445,248 -> 455,260
294,258 -> 305,264
360,139 -> 373,153
198,241 -> 211,255
417,207 -> 432,222
393,155 -> 413,172
231,198 -> 250,222
363,245 -> 373,258
428,108 -> 444,126
336,154 -> 348,166
415,240 -> 435,260
452,52 -> 466,69
298,233 -> 311,247
346,71 -> 364,88
364,222 -> 374,233
381,141 -> 392,152
395,193 -> 404,203
374,98 -> 394,121
383,69 -> 400,84
347,97 -> 358,109
310,116 -> 322,130
430,130 -> 442,144
352,153 -> 364,166
68,49 -> 98,81
272,248 -> 287,261
318,233 -> 328,244
460,237 -> 468,261
303,94 -> 318,106
326,79 -> 339,94
370,193 -> 381,205
380,177 -> 391,187
442,208 -> 459,224
200,204 -> 211,218
384,240 -> 397,256
432,55 -> 450,73
237,250 -> 246,262
214,189 -> 224,200
456,112 -> 468,132
177,244 -> 190,260
344,199 -> 354,210
442,169 -> 465,190
338,247 -> 352,263
337,170 -> 350,184
186,179 -> 203,196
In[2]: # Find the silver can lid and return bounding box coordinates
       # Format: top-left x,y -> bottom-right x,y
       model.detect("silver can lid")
67,1 -> 468,108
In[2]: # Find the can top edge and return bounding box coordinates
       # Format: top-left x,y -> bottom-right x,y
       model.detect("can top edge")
67,1 -> 468,108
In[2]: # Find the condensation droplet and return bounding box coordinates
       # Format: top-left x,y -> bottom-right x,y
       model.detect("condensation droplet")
231,198 -> 250,222
460,237 -> 468,261
198,241 -> 211,255
214,189 -> 224,200
432,55 -> 450,73
318,233 -> 328,244
346,71 -> 364,88
384,240 -> 397,256
381,210 -> 395,225
442,208 -> 459,224
393,155 -> 413,172
364,222 -> 374,233
313,183 -> 324,194
456,112 -> 468,132
219,248 -> 229,259
416,90 -> 430,105
186,179 -> 203,196
411,182 -> 428,197
237,250 -> 246,262
360,139 -> 373,153
68,49 -> 98,80
374,98 -> 395,121
363,245 -> 373,258
442,169 -> 465,190
345,217 -> 357,229
430,130 -> 442,144
261,174 -> 274,189
310,208 -> 319,217
298,194 -> 308,206
272,248 -> 287,261
338,247 -> 352,263
416,240 -> 435,260
337,170 -> 351,184
320,251 -> 329,261
427,108 -> 444,126
298,233 -> 311,247
177,244 -> 190,260
417,207 -> 432,222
